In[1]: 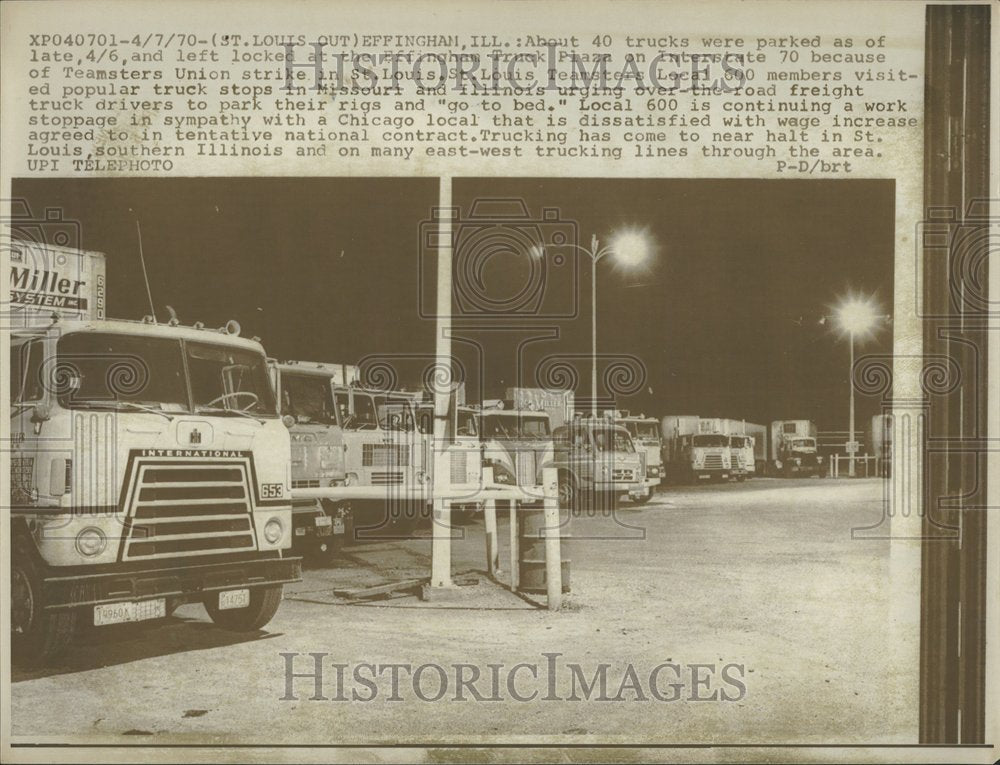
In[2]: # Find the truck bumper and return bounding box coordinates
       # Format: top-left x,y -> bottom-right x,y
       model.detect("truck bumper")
693,469 -> 729,481
292,499 -> 350,541
595,481 -> 647,495
41,553 -> 301,611
643,477 -> 662,489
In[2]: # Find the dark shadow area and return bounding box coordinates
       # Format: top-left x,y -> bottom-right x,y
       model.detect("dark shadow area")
12,616 -> 284,682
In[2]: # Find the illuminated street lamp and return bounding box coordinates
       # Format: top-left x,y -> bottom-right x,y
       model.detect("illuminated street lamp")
834,293 -> 882,477
532,227 -> 654,416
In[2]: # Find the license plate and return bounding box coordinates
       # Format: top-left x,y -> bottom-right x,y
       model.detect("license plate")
94,598 -> 166,626
332,517 -> 345,534
315,515 -> 333,528
218,589 -> 250,610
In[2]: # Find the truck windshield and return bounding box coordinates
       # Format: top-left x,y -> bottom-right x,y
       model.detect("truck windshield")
416,406 -> 434,435
379,404 -> 415,431
345,392 -> 378,430
625,421 -> 659,439
693,434 -> 728,447
54,332 -> 188,411
791,438 -> 816,449
730,436 -> 747,448
456,409 -> 478,437
10,338 -> 45,404
481,414 -> 517,440
481,413 -> 551,440
592,428 -> 634,452
282,372 -> 338,425
187,341 -> 276,416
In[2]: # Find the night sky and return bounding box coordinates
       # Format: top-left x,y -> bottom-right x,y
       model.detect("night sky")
11,177 -> 893,431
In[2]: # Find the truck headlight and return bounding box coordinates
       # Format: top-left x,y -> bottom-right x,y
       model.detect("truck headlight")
794,458 -> 802,465
75,526 -> 107,557
264,518 -> 284,544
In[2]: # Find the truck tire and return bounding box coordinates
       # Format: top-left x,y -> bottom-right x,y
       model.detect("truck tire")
631,489 -> 653,505
11,546 -> 78,666
204,584 -> 283,632
558,471 -> 578,511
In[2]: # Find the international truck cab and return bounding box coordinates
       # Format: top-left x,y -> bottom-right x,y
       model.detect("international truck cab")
10,317 -> 299,664
552,418 -> 647,507
270,360 -> 351,561
728,434 -> 753,481
661,415 -> 732,482
616,412 -> 662,500
687,433 -> 732,481
475,402 -> 554,499
769,420 -> 825,477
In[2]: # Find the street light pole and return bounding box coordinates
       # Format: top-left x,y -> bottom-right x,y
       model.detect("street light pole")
591,233 -> 598,419
848,329 -> 856,477
532,229 -> 652,420
834,293 -> 882,480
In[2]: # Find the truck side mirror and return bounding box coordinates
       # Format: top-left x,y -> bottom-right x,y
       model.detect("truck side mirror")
31,402 -> 51,423
31,402 -> 51,434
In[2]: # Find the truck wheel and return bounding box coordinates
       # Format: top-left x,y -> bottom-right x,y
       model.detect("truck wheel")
558,472 -> 578,511
631,489 -> 653,505
11,547 -> 77,665
204,585 -> 283,632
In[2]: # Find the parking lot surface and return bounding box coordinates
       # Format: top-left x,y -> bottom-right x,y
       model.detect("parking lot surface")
11,478 -> 915,749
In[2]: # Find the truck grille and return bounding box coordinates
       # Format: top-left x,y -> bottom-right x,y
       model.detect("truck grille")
703,454 -> 724,470
123,463 -> 256,560
292,479 -> 320,489
371,470 -> 403,485
450,451 -> 467,484
732,452 -> 744,469
612,468 -> 635,481
515,450 -> 537,487
362,443 -> 410,467
10,456 -> 34,504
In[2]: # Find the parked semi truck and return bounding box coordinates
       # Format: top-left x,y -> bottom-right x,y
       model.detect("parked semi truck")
713,418 -> 761,480
744,422 -> 768,476
697,418 -> 749,481
661,415 -> 732,482
616,411 -> 663,496
455,398 -> 554,500
868,413 -> 892,477
269,360 -> 352,561
509,388 -> 647,506
9,239 -> 299,664
768,420 -> 825,477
